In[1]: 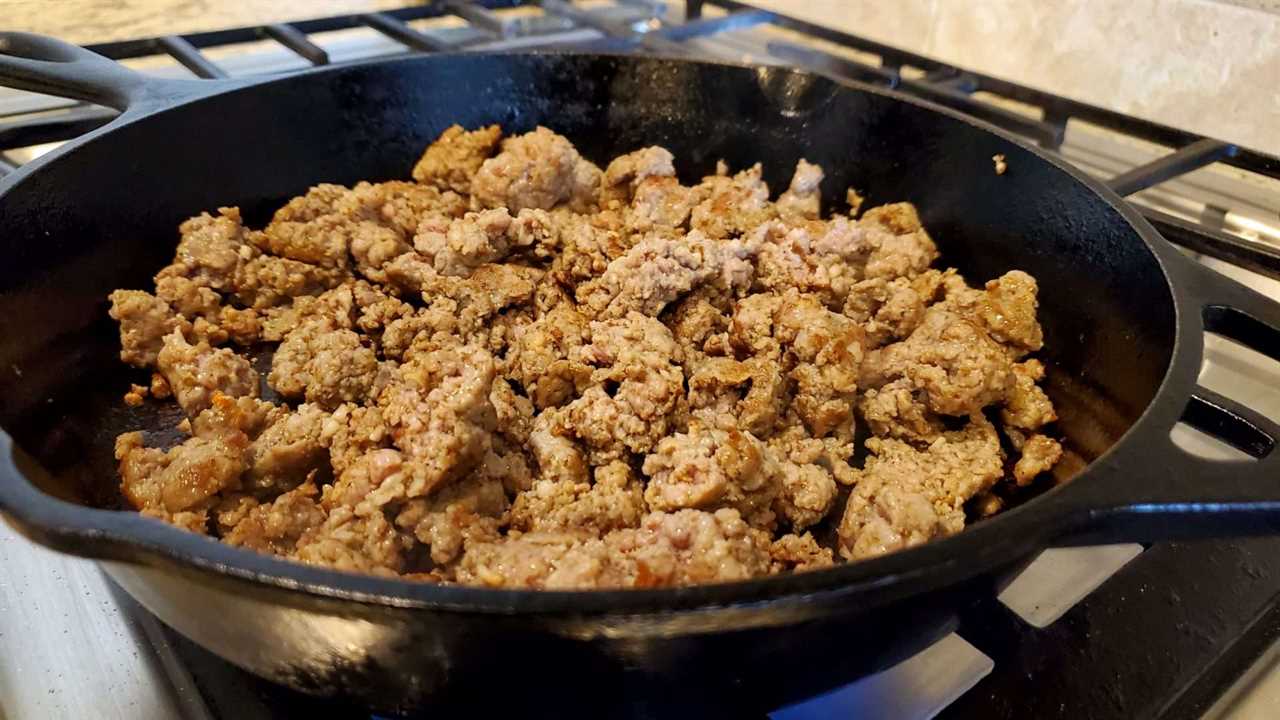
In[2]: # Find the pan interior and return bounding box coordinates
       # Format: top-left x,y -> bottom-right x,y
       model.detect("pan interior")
0,54 -> 1173,519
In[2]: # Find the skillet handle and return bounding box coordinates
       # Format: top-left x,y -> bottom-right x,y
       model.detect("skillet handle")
0,32 -> 192,110
1055,256 -> 1280,545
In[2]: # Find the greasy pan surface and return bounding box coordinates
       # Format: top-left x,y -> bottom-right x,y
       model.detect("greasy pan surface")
9,51 -> 1277,712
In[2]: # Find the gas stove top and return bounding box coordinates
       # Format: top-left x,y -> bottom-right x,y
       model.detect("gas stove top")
2,2 -> 1279,718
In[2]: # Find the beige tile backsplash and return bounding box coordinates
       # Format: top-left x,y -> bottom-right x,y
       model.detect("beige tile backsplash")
749,0 -> 1280,155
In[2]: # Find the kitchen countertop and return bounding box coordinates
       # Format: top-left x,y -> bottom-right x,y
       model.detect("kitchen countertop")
745,0 -> 1279,156
0,0 -> 413,44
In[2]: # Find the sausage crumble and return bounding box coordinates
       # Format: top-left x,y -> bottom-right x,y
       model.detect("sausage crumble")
108,125 -> 1062,588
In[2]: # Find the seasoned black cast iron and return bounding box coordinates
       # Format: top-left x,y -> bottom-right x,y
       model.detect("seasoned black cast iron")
1,33 -> 1279,717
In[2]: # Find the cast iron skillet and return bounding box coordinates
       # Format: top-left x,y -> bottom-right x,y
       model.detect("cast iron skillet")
2,33 -> 1280,717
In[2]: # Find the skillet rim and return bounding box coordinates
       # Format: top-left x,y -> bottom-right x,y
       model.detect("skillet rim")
0,49 -> 1187,615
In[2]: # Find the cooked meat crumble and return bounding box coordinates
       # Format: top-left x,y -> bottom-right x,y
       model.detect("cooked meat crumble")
109,124 -> 1062,588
